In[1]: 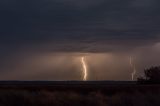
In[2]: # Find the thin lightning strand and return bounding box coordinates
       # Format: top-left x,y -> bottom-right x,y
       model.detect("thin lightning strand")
130,57 -> 136,81
81,57 -> 88,81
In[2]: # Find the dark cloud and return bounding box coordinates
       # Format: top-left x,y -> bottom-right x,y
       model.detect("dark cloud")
0,0 -> 160,80
0,0 -> 160,47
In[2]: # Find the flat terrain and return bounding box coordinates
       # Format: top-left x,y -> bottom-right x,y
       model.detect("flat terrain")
0,81 -> 159,92
0,81 -> 159,106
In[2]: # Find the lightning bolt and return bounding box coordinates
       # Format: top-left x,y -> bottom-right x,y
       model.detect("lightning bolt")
81,57 -> 88,81
129,56 -> 136,81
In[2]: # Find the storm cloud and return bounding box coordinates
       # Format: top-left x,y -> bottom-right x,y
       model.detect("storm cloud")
0,0 -> 160,51
0,0 -> 160,80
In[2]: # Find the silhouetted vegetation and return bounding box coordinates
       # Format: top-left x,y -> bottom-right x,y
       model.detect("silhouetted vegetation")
0,81 -> 159,105
0,87 -> 159,106
138,66 -> 160,84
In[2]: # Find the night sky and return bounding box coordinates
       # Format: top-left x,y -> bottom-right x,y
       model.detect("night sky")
0,0 -> 160,80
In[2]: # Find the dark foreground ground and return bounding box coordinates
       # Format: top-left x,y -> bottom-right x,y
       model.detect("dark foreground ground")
0,81 -> 159,106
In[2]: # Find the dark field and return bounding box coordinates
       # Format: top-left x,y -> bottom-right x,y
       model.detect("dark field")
0,81 -> 160,106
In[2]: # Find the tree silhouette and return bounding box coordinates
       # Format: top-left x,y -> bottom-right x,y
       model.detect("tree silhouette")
137,66 -> 160,84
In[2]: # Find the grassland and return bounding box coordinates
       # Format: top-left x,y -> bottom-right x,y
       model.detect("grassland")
0,81 -> 159,106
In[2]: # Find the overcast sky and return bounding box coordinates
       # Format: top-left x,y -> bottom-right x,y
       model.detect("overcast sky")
0,0 -> 160,80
